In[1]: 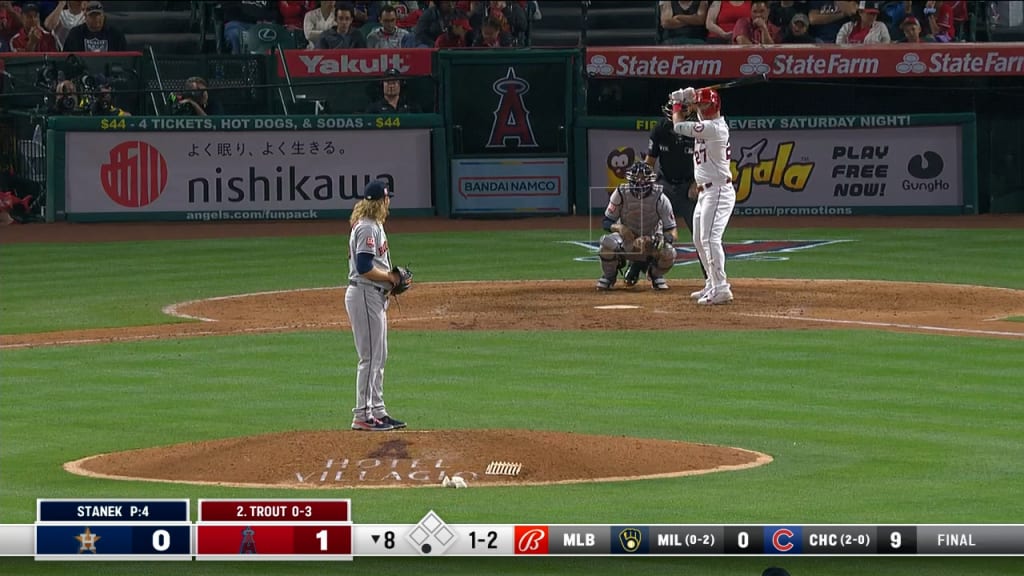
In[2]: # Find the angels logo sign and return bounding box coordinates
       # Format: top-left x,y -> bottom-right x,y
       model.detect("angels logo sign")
487,67 -> 538,149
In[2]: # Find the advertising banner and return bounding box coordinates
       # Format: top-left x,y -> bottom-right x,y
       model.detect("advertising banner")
451,158 -> 569,214
587,119 -> 963,215
449,63 -> 567,155
584,43 -> 1024,79
279,49 -> 434,78
64,130 -> 433,219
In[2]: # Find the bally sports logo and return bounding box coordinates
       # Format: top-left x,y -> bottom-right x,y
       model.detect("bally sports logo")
100,141 -> 168,208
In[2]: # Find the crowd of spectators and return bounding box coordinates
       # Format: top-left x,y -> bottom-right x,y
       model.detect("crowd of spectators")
219,0 -> 534,53
2,0 -> 126,52
660,1 -> 976,45
0,1 -> 1004,54
0,0 -> 538,53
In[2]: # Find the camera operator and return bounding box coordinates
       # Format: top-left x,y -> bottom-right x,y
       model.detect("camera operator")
168,76 -> 223,116
49,78 -> 80,115
87,74 -> 130,116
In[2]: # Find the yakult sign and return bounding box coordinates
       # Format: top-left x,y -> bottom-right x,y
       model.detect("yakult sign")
280,49 -> 434,78
585,43 -> 1024,79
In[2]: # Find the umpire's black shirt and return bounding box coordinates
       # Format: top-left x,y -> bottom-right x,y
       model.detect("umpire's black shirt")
646,118 -> 694,185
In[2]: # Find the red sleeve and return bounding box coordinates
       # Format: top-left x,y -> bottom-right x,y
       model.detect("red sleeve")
937,4 -> 954,36
732,17 -> 752,43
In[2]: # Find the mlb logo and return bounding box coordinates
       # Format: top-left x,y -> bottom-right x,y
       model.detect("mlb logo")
514,526 -> 548,554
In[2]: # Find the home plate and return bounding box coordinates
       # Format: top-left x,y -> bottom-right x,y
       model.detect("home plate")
595,305 -> 641,310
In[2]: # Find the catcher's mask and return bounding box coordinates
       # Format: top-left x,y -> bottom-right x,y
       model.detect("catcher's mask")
625,161 -> 657,198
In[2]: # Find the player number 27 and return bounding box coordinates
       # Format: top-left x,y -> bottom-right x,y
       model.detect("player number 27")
693,143 -> 731,165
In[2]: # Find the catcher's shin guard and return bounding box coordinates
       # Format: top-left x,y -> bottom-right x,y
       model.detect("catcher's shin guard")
648,243 -> 677,278
598,233 -> 626,278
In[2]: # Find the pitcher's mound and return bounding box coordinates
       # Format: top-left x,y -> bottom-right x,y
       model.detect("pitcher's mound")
65,429 -> 771,489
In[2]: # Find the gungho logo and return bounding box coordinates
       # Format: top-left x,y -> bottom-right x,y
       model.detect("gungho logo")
100,141 -> 168,208
487,67 -> 538,149
907,150 -> 944,179
730,138 -> 814,202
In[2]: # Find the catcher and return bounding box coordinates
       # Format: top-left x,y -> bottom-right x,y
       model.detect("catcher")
596,161 -> 678,291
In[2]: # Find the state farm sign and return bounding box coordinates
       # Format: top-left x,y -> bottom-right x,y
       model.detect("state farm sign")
280,49 -> 434,78
585,43 -> 1024,79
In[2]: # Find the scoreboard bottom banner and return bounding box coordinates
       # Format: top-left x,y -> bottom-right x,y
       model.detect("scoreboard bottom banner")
7,522 -> 1024,558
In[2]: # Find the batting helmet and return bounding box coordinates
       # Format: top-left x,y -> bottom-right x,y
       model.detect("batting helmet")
694,88 -> 721,119
625,161 -> 657,198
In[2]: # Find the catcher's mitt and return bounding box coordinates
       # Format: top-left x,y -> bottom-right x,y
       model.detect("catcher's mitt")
390,266 -> 413,295
632,234 -> 665,257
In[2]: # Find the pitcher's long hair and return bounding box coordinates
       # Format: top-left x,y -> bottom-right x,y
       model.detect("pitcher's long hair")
349,198 -> 389,226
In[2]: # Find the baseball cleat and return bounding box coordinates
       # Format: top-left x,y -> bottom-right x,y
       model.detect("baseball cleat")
690,286 -> 711,300
623,262 -> 645,286
651,276 -> 669,290
596,276 -> 616,290
697,289 -> 734,305
379,415 -> 406,429
351,418 -> 395,431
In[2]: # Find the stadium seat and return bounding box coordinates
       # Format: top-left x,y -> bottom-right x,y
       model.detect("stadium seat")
241,23 -> 297,54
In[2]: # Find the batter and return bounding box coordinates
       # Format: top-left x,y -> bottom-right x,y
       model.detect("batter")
669,86 -> 736,305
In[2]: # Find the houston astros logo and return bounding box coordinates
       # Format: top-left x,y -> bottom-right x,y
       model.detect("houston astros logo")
100,141 -> 168,208
487,67 -> 538,149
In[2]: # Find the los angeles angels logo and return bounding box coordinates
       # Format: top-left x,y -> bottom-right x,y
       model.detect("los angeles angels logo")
486,67 -> 538,149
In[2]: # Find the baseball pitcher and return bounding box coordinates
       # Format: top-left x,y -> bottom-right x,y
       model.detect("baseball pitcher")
669,86 -> 735,305
596,161 -> 678,291
345,180 -> 409,431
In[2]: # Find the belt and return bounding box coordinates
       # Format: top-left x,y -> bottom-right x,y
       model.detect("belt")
697,178 -> 732,192
349,280 -> 390,295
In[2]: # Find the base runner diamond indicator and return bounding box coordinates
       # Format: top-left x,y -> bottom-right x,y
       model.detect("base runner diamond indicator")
406,511 -> 457,555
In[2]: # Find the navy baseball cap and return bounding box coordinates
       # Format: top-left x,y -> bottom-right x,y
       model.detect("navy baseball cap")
363,180 -> 393,200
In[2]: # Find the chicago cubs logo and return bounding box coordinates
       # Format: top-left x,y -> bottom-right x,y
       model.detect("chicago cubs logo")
486,67 -> 538,149
765,526 -> 802,554
771,528 -> 794,552
514,526 -> 548,554
99,141 -> 168,208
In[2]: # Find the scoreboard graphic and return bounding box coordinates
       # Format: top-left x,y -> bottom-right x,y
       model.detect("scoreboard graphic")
4,499 -> 1023,559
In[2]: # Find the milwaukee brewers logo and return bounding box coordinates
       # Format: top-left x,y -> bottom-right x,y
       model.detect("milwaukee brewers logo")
486,67 -> 538,149
99,141 -> 168,208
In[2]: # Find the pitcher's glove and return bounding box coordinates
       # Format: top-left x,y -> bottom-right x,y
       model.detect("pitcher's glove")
390,266 -> 413,295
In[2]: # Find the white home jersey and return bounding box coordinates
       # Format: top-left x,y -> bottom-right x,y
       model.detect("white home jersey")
673,117 -> 732,186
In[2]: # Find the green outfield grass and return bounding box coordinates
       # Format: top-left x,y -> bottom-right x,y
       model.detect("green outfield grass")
1,225 -> 1022,575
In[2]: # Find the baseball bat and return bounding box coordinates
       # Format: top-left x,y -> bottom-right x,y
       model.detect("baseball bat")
706,72 -> 768,91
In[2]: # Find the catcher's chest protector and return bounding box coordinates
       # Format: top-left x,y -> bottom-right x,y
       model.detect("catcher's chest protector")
619,184 -> 665,237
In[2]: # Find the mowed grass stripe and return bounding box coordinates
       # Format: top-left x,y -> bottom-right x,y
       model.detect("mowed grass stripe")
3,228 -> 1024,334
2,330 -> 1020,525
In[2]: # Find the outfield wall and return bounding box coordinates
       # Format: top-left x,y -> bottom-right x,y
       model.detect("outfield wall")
4,46 -> 1017,221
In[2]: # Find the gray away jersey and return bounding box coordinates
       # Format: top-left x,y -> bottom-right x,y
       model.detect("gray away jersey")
605,183 -> 677,237
348,218 -> 392,287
